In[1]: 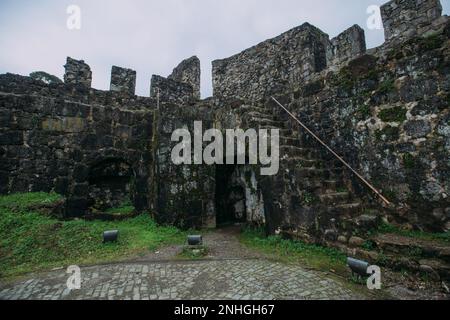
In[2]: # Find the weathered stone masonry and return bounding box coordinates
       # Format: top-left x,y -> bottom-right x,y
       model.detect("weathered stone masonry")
0,0 -> 449,239
0,72 -> 156,216
211,0 -> 450,237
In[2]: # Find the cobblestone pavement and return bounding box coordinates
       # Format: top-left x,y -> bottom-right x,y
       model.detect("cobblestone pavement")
0,227 -> 369,300
0,259 -> 366,300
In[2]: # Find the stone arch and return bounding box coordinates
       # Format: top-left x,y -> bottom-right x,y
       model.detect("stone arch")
87,157 -> 136,211
65,147 -> 151,217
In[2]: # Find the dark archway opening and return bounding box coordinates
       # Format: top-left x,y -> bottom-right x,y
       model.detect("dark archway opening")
215,163 -> 247,227
88,158 -> 135,212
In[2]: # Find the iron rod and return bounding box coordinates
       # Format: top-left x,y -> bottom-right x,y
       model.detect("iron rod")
271,96 -> 391,207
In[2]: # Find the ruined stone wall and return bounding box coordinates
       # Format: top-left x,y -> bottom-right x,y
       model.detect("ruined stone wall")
154,100 -> 216,228
208,0 -> 450,234
0,0 -> 448,235
264,20 -> 450,233
212,23 -> 331,102
212,21 -> 370,102
0,54 -> 208,222
0,72 -> 156,216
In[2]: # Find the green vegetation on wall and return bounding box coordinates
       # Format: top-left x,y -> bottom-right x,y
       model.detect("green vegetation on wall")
375,126 -> 400,142
378,106 -> 407,123
377,79 -> 395,95
378,223 -> 450,244
357,105 -> 371,119
403,153 -> 418,170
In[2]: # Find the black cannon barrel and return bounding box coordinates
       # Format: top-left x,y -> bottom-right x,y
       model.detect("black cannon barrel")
103,230 -> 119,243
187,235 -> 203,246
347,257 -> 370,276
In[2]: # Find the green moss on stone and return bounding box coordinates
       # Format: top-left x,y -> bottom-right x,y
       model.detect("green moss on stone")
377,79 -> 395,94
357,105 -> 371,119
383,189 -> 398,202
403,153 -> 417,170
375,126 -> 399,142
337,68 -> 356,92
364,68 -> 380,81
302,192 -> 318,206
378,106 -> 407,123
420,34 -> 443,51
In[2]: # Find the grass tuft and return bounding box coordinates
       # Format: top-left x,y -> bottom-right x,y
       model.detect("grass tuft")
378,106 -> 407,123
240,227 -> 347,274
0,192 -> 187,279
378,223 -> 450,244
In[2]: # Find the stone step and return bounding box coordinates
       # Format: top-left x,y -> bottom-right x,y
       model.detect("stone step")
323,167 -> 346,180
295,167 -> 327,179
254,128 -> 293,137
324,180 -> 338,190
295,167 -> 346,180
251,119 -> 284,128
318,192 -> 350,205
332,202 -> 363,216
280,136 -> 301,147
279,146 -> 319,158
296,178 -> 340,193
417,259 -> 450,281
245,111 -> 283,122
323,158 -> 346,169
239,105 -> 273,114
341,241 -> 450,281
281,156 -> 320,168
374,234 -> 450,262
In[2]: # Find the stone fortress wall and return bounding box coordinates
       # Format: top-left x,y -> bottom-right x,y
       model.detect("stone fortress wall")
0,0 -> 449,234
0,64 -> 157,216
212,0 -> 446,102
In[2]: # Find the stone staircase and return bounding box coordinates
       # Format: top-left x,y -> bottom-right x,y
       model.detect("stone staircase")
238,103 -> 450,284
240,103 -> 371,238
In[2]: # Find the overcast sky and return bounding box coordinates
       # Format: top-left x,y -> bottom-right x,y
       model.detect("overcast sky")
1,0 -> 449,97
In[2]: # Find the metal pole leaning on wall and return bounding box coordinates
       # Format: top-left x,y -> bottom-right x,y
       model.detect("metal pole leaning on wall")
271,96 -> 392,207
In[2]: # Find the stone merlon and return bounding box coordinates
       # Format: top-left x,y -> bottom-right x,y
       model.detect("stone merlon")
168,56 -> 201,100
328,25 -> 366,67
381,0 -> 444,43
64,57 -> 92,88
110,66 -> 137,95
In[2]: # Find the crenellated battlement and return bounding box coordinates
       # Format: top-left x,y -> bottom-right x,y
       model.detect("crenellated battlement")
56,0 -> 447,104
212,0 -> 447,101
62,55 -> 201,104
